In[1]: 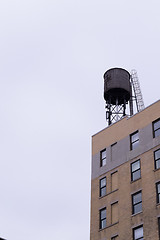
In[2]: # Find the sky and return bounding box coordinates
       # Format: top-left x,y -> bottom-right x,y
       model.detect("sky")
0,0 -> 160,240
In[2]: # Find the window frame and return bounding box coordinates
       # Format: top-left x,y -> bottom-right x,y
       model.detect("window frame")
130,131 -> 139,150
133,225 -> 143,240
132,191 -> 142,215
158,217 -> 160,240
100,149 -> 106,167
153,118 -> 160,138
156,182 -> 160,204
131,159 -> 141,182
99,177 -> 106,197
99,207 -> 106,230
154,149 -> 160,170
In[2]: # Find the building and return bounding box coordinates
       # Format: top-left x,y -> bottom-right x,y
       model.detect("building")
90,93 -> 160,238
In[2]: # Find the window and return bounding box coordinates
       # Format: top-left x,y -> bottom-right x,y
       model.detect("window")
131,160 -> 141,181
158,218 -> 160,240
156,182 -> 160,204
100,149 -> 106,167
100,177 -> 106,197
130,131 -> 139,150
153,118 -> 160,138
154,149 -> 160,169
133,225 -> 143,240
99,208 -> 106,229
111,202 -> 118,224
111,171 -> 118,191
132,191 -> 142,214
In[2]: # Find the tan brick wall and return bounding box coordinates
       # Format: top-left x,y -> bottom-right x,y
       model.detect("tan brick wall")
90,146 -> 160,240
92,100 -> 160,156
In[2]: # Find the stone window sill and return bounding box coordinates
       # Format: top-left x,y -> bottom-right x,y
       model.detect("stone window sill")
154,168 -> 160,172
99,221 -> 119,232
99,189 -> 118,199
130,177 -> 141,184
131,211 -> 142,217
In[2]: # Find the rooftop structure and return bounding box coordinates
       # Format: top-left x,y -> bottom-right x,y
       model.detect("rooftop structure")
104,68 -> 144,125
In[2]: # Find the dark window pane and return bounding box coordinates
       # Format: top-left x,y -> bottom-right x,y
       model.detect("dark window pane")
100,207 -> 106,229
156,159 -> 160,169
155,129 -> 160,137
132,140 -> 139,150
102,158 -> 106,166
100,178 -> 106,187
100,187 -> 106,197
101,209 -> 106,219
134,202 -> 142,213
131,132 -> 139,142
102,150 -> 106,159
134,226 -> 143,239
132,160 -> 140,171
100,177 -> 106,197
132,170 -> 140,181
155,149 -> 160,160
100,149 -> 107,167
133,192 -> 142,204
156,183 -> 160,203
101,219 -> 106,229
154,120 -> 160,131
158,218 -> 160,239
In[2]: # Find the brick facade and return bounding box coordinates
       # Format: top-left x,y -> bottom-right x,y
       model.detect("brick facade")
90,100 -> 160,240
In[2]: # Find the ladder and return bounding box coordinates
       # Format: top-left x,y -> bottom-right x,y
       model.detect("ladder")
130,69 -> 145,112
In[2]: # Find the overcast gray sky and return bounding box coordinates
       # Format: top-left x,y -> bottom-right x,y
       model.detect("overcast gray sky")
0,0 -> 160,240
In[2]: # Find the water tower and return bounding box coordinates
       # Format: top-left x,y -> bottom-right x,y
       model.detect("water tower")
103,67 -> 145,125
